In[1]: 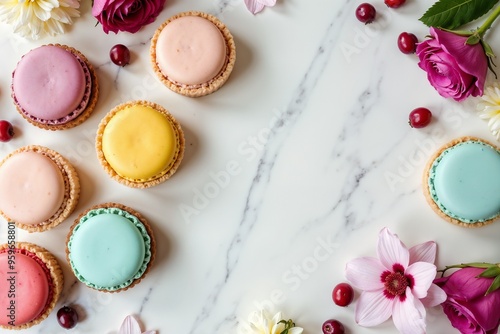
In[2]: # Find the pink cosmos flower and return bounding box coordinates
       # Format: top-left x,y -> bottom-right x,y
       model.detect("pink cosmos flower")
244,0 -> 276,14
119,315 -> 156,334
345,228 -> 447,333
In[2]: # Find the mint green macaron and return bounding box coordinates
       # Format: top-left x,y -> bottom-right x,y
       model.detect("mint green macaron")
425,137 -> 500,227
67,204 -> 154,291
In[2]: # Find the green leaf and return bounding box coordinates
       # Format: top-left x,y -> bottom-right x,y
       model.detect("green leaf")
485,274 -> 500,295
438,262 -> 498,276
479,265 -> 500,278
419,0 -> 500,30
455,262 -> 496,268
466,34 -> 481,44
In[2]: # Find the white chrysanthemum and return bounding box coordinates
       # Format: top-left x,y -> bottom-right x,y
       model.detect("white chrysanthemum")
0,0 -> 80,39
245,310 -> 303,334
477,83 -> 500,140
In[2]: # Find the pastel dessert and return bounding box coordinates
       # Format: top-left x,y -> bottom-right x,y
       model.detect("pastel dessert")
0,242 -> 63,330
423,137 -> 500,227
96,100 -> 184,188
0,145 -> 80,232
11,44 -> 99,130
151,11 -> 236,97
66,203 -> 155,292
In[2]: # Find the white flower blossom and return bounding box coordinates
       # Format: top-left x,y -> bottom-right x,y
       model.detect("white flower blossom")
244,309 -> 303,334
477,83 -> 500,141
0,0 -> 80,39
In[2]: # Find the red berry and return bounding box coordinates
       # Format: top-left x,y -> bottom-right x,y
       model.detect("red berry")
385,0 -> 406,8
355,3 -> 376,24
0,120 -> 14,142
398,32 -> 418,54
332,282 -> 354,307
110,44 -> 130,67
322,319 -> 345,334
409,108 -> 432,128
57,306 -> 78,329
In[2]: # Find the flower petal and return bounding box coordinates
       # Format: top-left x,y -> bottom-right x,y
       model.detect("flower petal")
434,267 -> 492,301
440,297 -> 483,334
119,315 -> 141,334
92,0 -> 109,16
377,228 -> 409,271
270,312 -> 283,334
18,4 -> 32,25
345,257 -> 385,291
248,309 -> 280,333
355,290 -> 393,327
409,241 -> 436,264
39,0 -> 57,11
271,311 -> 282,325
142,331 -> 156,334
435,267 -> 500,331
258,0 -> 276,5
406,262 -> 437,299
393,288 -> 426,334
431,27 -> 488,97
287,328 -> 304,334
420,283 -> 447,307
244,0 -> 265,14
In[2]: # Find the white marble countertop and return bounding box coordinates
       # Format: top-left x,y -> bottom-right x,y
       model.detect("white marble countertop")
0,0 -> 499,333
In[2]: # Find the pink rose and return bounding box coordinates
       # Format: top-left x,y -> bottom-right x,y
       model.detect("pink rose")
92,0 -> 166,34
434,267 -> 500,334
416,27 -> 488,102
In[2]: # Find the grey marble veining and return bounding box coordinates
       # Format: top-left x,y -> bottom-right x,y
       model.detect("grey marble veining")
0,0 -> 499,333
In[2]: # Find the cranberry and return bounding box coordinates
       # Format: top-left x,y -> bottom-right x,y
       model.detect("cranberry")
409,107 -> 432,128
57,306 -> 78,329
398,32 -> 418,54
0,120 -> 14,142
110,44 -> 130,67
355,3 -> 376,24
332,282 -> 354,307
385,0 -> 406,8
322,319 -> 345,334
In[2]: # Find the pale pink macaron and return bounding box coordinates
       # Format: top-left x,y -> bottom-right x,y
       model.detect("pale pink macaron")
151,11 -> 236,97
0,145 -> 80,232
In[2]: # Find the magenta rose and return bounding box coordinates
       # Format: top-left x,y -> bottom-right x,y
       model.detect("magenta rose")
92,0 -> 166,34
434,267 -> 500,334
416,27 -> 488,102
